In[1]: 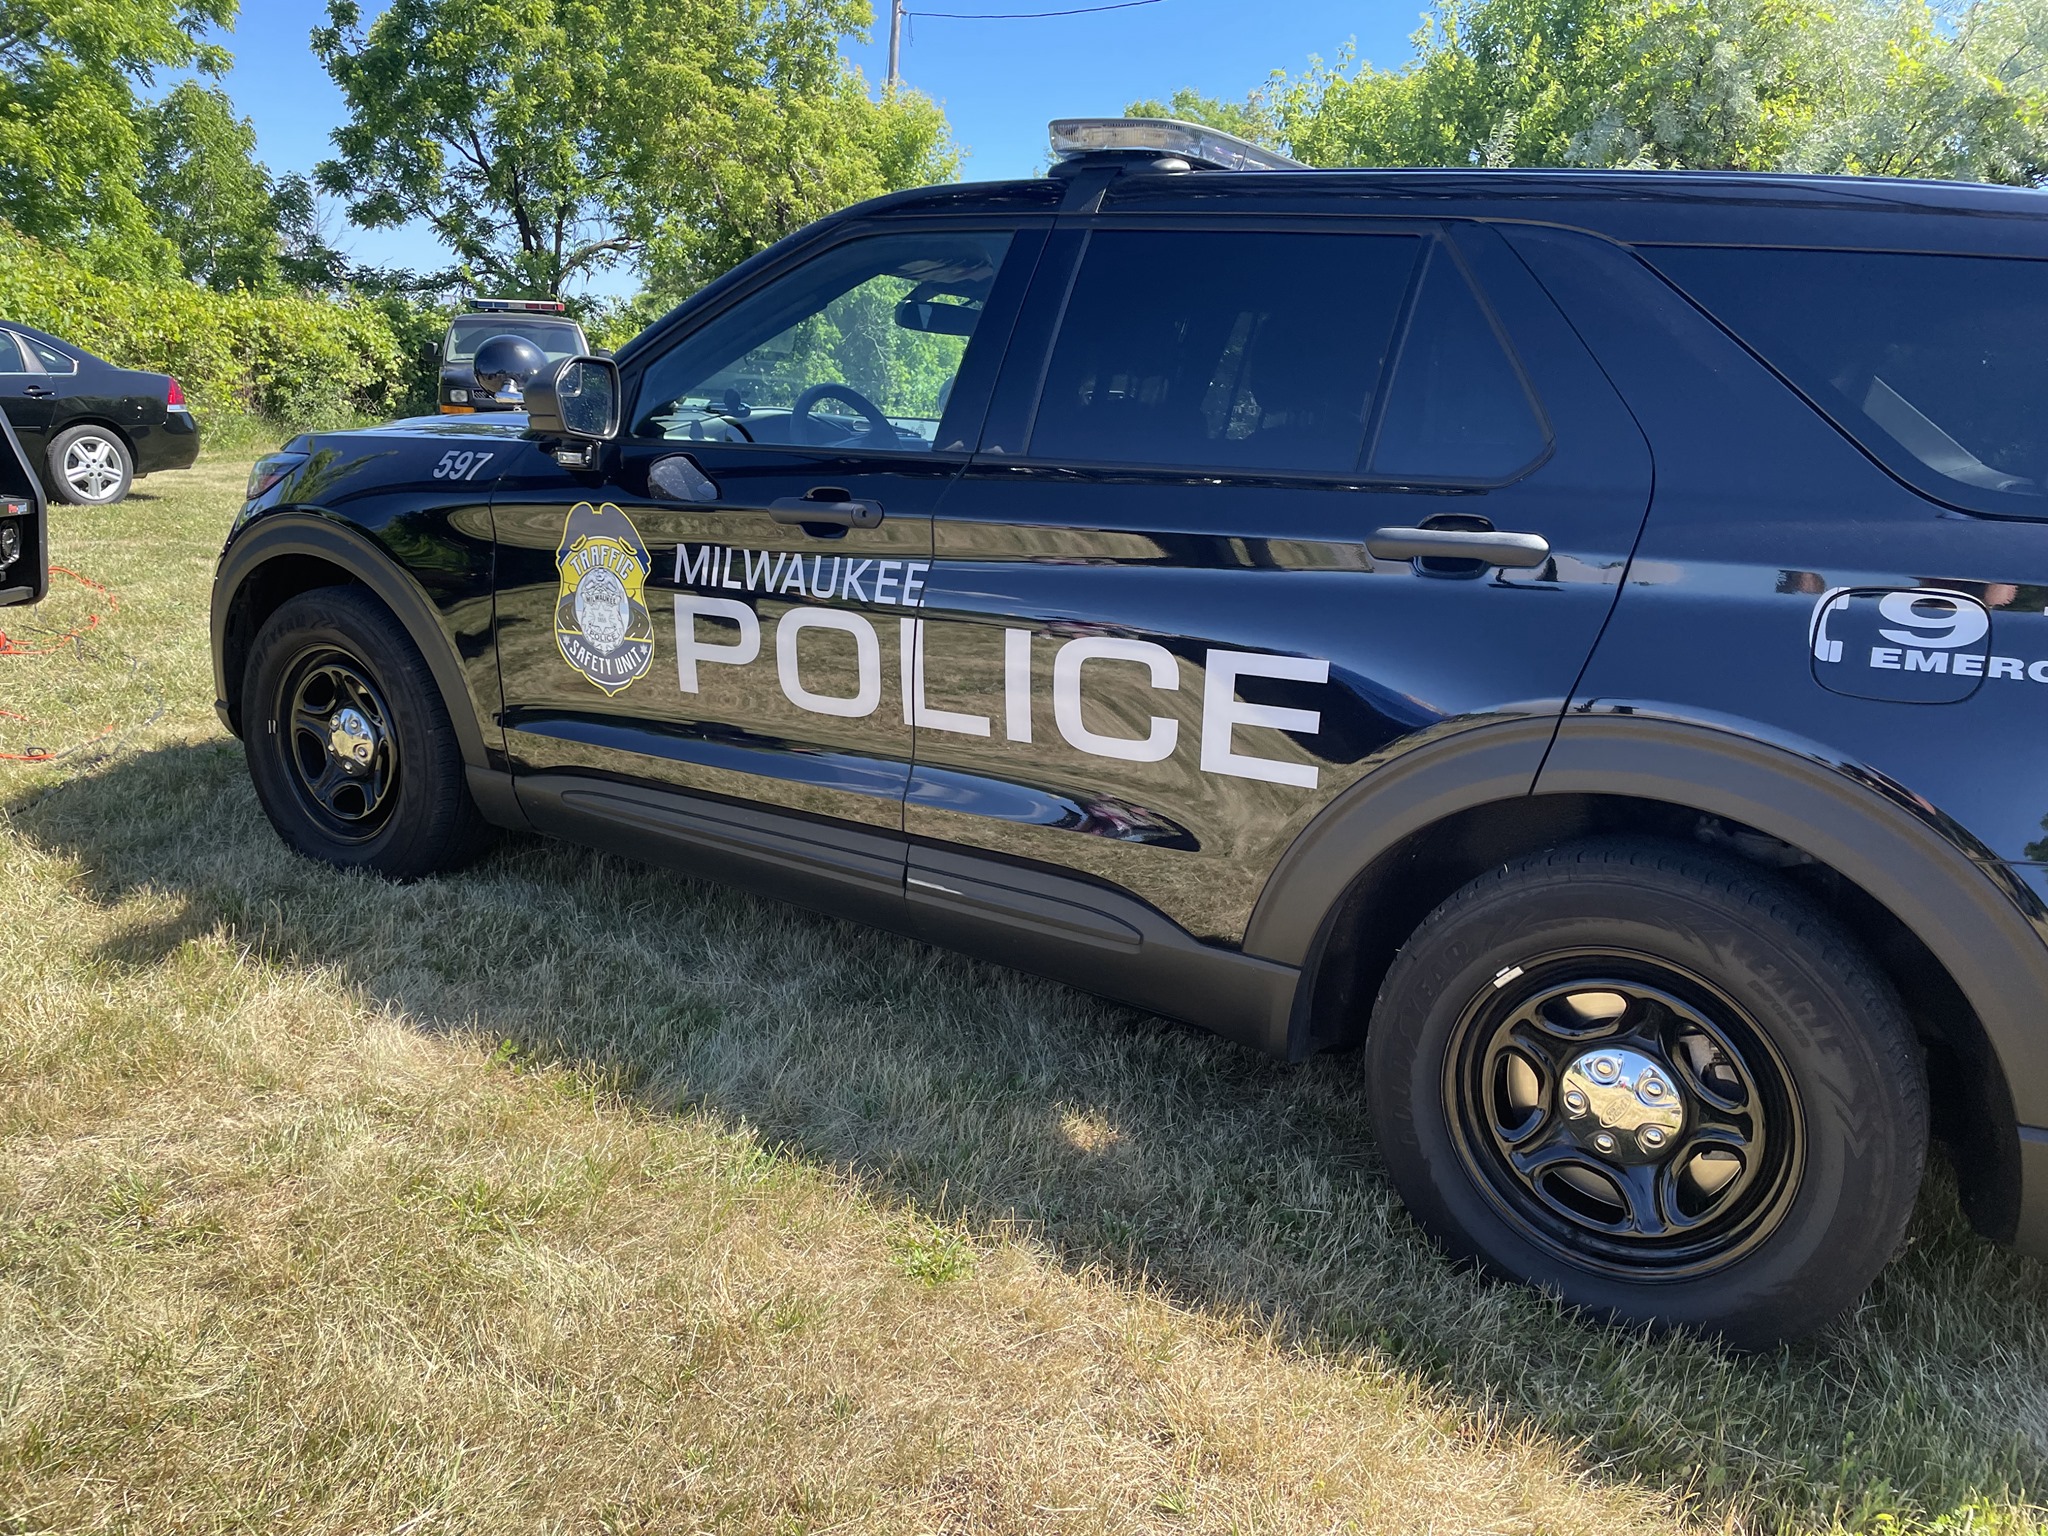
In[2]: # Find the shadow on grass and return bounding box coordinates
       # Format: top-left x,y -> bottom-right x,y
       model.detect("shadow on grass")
12,738 -> 2048,1531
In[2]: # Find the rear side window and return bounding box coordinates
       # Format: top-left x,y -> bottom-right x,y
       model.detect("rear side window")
1368,242 -> 1548,481
1651,247 -> 2048,516
25,338 -> 75,374
0,333 -> 25,373
1029,230 -> 1420,475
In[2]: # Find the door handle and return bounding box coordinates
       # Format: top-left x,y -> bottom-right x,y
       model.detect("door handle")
19,386 -> 52,399
768,494 -> 884,531
1365,526 -> 1551,568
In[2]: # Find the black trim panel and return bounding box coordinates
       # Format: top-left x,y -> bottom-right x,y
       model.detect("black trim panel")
906,845 -> 1299,1055
1243,718 -> 1559,967
2018,1128 -> 2048,1260
512,771 -> 1301,1057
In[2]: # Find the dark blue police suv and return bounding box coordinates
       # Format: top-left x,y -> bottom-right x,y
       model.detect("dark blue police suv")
212,118 -> 2048,1345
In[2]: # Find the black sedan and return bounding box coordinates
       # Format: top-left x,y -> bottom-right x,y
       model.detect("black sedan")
0,322 -> 200,506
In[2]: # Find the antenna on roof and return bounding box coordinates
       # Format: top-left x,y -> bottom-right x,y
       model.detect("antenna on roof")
1048,117 -> 1308,173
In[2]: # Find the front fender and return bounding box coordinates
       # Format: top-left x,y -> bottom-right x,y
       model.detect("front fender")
210,512 -> 497,774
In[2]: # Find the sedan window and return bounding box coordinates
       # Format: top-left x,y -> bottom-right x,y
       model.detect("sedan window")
24,337 -> 76,374
0,332 -> 26,373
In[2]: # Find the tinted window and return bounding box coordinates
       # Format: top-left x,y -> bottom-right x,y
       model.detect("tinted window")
1652,247 -> 2048,516
25,337 -> 76,374
1369,244 -> 1546,481
633,231 -> 1013,453
444,317 -> 584,363
1029,231 -> 1420,475
0,333 -> 25,373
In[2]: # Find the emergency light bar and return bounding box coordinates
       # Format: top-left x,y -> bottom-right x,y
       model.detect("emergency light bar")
470,297 -> 568,313
1049,118 -> 1308,173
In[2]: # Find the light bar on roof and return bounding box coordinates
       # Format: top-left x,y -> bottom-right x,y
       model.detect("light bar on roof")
471,297 -> 567,313
1049,118 -> 1307,173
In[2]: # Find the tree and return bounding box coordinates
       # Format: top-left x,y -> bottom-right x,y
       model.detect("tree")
1163,0 -> 2048,184
610,0 -> 956,298
1124,87 -> 1283,148
0,0 -> 237,279
139,81 -> 280,290
312,0 -> 956,300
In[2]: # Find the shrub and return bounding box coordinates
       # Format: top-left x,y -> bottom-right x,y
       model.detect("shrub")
0,225 -> 434,428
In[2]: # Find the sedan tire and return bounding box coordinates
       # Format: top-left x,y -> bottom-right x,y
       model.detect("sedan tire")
48,424 -> 135,506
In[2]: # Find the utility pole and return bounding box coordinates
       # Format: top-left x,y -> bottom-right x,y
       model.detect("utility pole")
887,0 -> 904,90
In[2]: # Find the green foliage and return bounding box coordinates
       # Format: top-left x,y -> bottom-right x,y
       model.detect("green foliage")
313,0 -> 632,298
0,0 -> 237,281
608,3 -> 958,299
0,225 -> 432,428
313,0 -> 957,303
1125,87 -> 1285,148
138,82 -> 279,292
1177,0 -> 2048,182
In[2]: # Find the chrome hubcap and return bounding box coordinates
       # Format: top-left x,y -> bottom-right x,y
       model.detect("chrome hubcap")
1559,1045 -> 1686,1160
328,706 -> 378,770
1452,961 -> 1801,1275
62,436 -> 123,500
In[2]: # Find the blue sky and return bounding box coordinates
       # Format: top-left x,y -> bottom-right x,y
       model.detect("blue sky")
203,1 -> 1428,295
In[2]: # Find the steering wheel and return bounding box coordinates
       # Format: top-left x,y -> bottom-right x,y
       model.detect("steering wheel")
791,381 -> 894,447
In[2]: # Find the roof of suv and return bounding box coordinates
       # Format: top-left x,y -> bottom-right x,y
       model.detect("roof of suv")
849,166 -> 2048,256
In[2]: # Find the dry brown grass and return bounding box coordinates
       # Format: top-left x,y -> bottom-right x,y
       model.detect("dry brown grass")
0,451 -> 2044,1533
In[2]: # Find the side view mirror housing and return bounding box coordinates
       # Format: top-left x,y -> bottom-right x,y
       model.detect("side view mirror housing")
525,355 -> 622,468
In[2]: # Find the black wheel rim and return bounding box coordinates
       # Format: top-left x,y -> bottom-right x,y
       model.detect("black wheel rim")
1444,951 -> 1803,1278
274,647 -> 399,842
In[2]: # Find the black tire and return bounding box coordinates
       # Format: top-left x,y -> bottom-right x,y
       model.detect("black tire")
47,424 -> 134,506
1365,838 -> 1927,1348
242,586 -> 492,880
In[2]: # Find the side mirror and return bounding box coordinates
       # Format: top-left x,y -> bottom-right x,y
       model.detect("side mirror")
526,356 -> 621,466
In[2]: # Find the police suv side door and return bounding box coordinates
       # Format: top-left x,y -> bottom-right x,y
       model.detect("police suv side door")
902,214 -> 1653,954
490,223 -> 1042,866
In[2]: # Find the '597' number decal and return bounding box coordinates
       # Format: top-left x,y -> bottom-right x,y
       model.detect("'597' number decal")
432,450 -> 494,481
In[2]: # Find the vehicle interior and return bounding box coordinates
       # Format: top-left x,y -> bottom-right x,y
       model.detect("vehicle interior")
633,236 -> 1006,452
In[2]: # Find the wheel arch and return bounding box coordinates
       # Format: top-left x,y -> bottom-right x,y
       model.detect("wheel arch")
1245,714 -> 2041,1251
211,512 -> 493,775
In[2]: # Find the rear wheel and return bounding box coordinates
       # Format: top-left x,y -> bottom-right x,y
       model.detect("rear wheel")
1365,838 -> 1927,1348
243,587 -> 491,879
48,425 -> 133,506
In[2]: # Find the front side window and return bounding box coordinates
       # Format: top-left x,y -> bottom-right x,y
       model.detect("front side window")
1028,230 -> 1421,475
1651,246 -> 2048,517
632,230 -> 1014,453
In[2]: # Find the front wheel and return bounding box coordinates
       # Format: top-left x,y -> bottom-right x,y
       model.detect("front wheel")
242,586 -> 491,879
1366,839 -> 1927,1348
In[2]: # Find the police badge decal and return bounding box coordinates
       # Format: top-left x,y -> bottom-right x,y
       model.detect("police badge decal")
555,501 -> 655,694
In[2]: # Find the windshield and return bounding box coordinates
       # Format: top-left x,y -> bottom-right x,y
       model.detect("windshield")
443,317 -> 585,364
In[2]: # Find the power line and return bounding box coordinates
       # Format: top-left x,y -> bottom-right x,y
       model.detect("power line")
906,0 -> 1164,18
888,0 -> 1163,89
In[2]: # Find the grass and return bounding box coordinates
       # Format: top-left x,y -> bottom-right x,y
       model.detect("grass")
0,447 -> 2044,1533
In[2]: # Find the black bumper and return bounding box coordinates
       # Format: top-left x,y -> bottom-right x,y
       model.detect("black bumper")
133,410 -> 201,476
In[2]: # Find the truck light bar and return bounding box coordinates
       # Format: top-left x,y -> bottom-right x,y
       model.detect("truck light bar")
470,297 -> 567,313
1048,118 -> 1307,173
